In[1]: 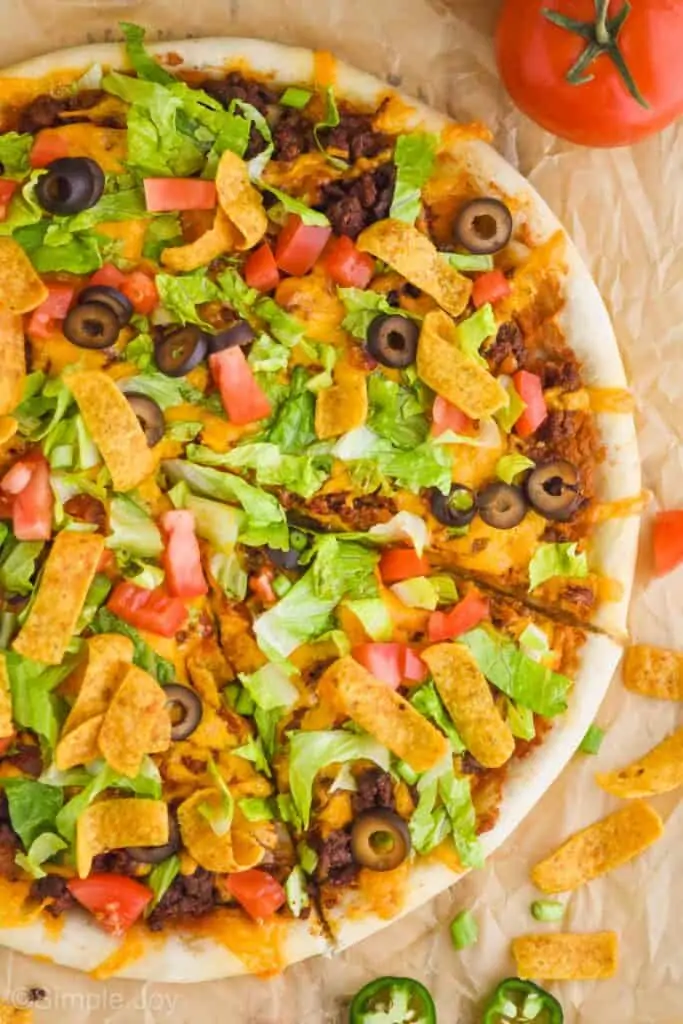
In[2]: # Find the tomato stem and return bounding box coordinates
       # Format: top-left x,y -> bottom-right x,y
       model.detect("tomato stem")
542,1 -> 649,110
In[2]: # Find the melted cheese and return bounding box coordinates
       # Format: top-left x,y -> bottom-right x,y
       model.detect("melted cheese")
589,491 -> 651,524
90,925 -> 149,980
0,69 -> 82,119
354,862 -> 410,920
182,909 -> 288,976
318,791 -> 353,835
448,437 -> 506,491
437,511 -> 546,576
587,387 -> 635,414
276,269 -> 349,347
0,877 -> 38,927
32,335 -> 109,374
97,219 -> 147,262
32,124 -> 127,173
314,51 -> 337,88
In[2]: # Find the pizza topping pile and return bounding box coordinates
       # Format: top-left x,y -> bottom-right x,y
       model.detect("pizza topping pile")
0,22 -> 636,961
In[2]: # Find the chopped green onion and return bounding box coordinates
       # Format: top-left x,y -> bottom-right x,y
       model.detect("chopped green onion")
579,723 -> 605,755
531,899 -> 565,923
450,909 -> 478,950
280,87 -> 313,109
442,252 -> 495,272
273,575 -> 293,598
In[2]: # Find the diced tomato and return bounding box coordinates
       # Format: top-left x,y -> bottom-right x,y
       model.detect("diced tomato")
0,735 -> 14,757
224,869 -> 286,921
653,510 -> 683,577
88,263 -> 127,290
0,494 -> 13,520
0,179 -> 18,221
244,242 -> 280,293
427,590 -> 490,643
209,347 -> 271,426
249,569 -> 276,604
275,215 -> 332,276
27,283 -> 76,340
512,370 -> 547,439
143,178 -> 217,212
353,642 -> 428,688
67,875 -> 152,937
9,454 -> 53,541
107,582 -> 188,637
29,132 -> 69,169
431,395 -> 473,438
379,547 -> 430,584
472,269 -> 512,309
322,235 -> 375,289
161,509 -> 208,599
119,271 -> 159,316
403,647 -> 428,684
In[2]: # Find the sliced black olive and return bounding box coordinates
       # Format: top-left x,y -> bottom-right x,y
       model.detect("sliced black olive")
366,314 -> 419,369
430,485 -> 476,528
63,301 -> 121,350
526,460 -> 582,522
351,809 -> 411,871
156,325 -> 209,378
164,684 -> 203,741
477,482 -> 528,530
208,319 -> 255,354
78,285 -> 133,327
127,810 -> 180,864
266,530 -> 308,570
454,198 -> 513,255
125,394 -> 165,447
35,157 -> 105,215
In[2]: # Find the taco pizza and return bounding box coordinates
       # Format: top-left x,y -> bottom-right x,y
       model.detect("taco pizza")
0,25 -> 640,981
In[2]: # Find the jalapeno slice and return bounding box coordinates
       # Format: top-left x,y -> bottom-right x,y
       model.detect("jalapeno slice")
482,977 -> 563,1024
349,976 -> 436,1024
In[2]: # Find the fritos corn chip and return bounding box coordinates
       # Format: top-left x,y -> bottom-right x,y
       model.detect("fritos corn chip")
0,313 -> 26,416
68,370 -> 156,492
319,656 -> 449,772
596,727 -> 683,798
178,789 -> 265,873
0,653 -> 13,740
0,238 -> 48,313
63,634 -> 134,733
623,644 -> 683,701
357,220 -> 472,317
422,643 -> 514,769
512,932 -> 618,981
161,207 -> 237,272
417,310 -> 507,419
531,800 -> 663,893
98,664 -> 171,777
13,532 -> 105,666
215,150 -> 268,250
55,714 -> 104,771
76,798 -> 169,878
315,373 -> 368,440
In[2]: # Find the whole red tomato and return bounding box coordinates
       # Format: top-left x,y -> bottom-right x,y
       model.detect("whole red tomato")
496,0 -> 683,147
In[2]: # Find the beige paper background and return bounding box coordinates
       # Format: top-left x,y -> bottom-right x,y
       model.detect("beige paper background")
0,0 -> 681,1020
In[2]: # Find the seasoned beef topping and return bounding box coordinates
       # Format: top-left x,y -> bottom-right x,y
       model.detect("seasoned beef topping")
90,850 -> 138,876
313,828 -> 359,886
63,495 -> 107,531
317,164 -> 396,239
30,875 -> 76,917
305,491 -> 397,531
536,355 -> 582,392
200,72 -> 277,115
352,769 -> 396,815
17,90 -> 108,134
485,321 -> 527,375
147,867 -> 218,931
4,743 -> 43,778
272,108 -> 316,162
319,112 -> 390,162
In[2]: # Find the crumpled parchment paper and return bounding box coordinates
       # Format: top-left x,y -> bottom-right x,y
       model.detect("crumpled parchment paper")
0,1 -> 681,1020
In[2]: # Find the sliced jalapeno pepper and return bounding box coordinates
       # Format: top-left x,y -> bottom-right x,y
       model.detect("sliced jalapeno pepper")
349,976 -> 437,1024
482,977 -> 563,1023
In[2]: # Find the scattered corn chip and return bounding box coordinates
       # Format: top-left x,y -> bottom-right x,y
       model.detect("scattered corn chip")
596,727 -> 683,799
55,714 -> 104,771
423,643 -> 514,769
0,238 -> 48,313
178,789 -> 265,873
417,310 -> 507,419
68,370 -> 155,492
531,800 -> 663,893
0,314 -> 25,416
63,634 -> 134,733
315,372 -> 368,439
13,532 -> 104,666
98,664 -> 171,777
76,798 -> 168,878
161,207 -> 237,272
623,644 -> 683,701
215,150 -> 268,250
357,219 -> 472,317
512,932 -> 618,981
0,653 -> 13,739
320,656 -> 449,772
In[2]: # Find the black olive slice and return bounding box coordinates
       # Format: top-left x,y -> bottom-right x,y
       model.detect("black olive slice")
366,314 -> 419,368
35,157 -> 105,215
208,319 -> 255,354
526,460 -> 582,522
476,481 -> 528,530
125,394 -> 165,447
351,809 -> 412,871
127,810 -> 180,864
164,684 -> 203,741
454,198 -> 513,255
78,285 -> 133,327
156,325 -> 209,378
430,485 -> 476,528
63,301 -> 121,350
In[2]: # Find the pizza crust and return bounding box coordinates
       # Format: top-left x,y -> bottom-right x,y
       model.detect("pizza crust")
0,36 -> 640,979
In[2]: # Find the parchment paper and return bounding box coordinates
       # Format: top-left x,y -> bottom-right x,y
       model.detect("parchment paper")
0,1 -> 681,1020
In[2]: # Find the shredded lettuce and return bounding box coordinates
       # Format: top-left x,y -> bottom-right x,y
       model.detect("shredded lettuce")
442,252 -> 494,273
14,220 -> 119,274
147,854 -> 181,912
198,757 -> 234,836
5,652 -> 76,750
58,181 -> 148,234
367,373 -> 430,450
528,542 -> 589,592
239,663 -> 299,711
118,370 -> 207,410
0,539 -> 43,596
0,779 -> 64,848
0,132 -> 32,179
188,442 -> 329,500
289,730 -> 390,827
238,797 -> 275,822
313,86 -> 347,169
265,366 -> 317,454
373,440 -> 452,495
390,577 -> 439,611
338,288 -> 418,340
262,184 -> 329,226
456,304 -> 497,366
105,494 -> 163,559
438,771 -> 484,868
183,494 -> 244,553
504,698 -> 536,741
55,759 -> 163,844
389,132 -> 438,223
368,511 -> 430,556
459,627 -> 571,717
120,21 -> 175,85
15,832 -> 67,879
285,865 -> 309,917
155,271 -> 219,328
233,734 -> 272,777
495,376 -> 526,434
142,213 -> 183,263
496,453 -> 535,485
89,609 -> 175,683
343,597 -> 394,641
76,574 -> 113,632
248,334 -> 289,374
411,681 -> 465,752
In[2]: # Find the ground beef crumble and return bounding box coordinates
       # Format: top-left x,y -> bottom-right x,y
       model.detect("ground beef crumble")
147,867 -> 218,931
352,769 -> 396,815
312,828 -> 358,887
317,164 -> 396,238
